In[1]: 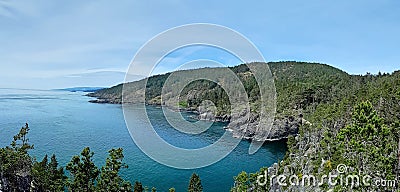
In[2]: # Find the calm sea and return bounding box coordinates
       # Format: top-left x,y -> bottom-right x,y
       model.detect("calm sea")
0,88 -> 286,191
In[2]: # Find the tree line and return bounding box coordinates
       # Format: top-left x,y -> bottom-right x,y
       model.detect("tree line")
0,123 -> 203,192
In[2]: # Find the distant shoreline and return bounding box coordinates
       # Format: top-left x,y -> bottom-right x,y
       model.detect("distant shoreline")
55,87 -> 106,93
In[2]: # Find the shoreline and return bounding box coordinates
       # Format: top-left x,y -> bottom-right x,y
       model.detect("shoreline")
86,94 -> 292,143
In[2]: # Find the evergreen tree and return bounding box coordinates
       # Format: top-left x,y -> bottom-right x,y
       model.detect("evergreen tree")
48,154 -> 66,191
0,123 -> 33,191
31,155 -> 49,191
335,101 -> 397,190
96,148 -> 132,192
133,181 -> 144,192
66,147 -> 99,192
231,171 -> 249,192
188,173 -> 203,192
31,154 -> 66,192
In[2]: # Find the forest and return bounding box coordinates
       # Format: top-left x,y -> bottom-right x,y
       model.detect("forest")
89,61 -> 400,191
2,61 -> 399,191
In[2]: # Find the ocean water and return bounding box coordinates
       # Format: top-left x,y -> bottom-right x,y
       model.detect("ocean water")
0,88 -> 287,191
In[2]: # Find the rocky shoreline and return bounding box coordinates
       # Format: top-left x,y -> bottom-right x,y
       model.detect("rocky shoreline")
87,94 -> 302,141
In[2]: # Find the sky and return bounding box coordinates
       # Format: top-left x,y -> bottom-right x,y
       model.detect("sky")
0,0 -> 399,89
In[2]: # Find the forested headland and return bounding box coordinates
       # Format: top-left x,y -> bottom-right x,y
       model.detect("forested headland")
89,61 -> 400,191
2,61 -> 399,191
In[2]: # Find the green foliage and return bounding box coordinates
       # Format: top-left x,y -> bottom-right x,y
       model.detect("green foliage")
3,62 -> 400,192
335,101 -> 397,189
178,100 -> 188,108
89,61 -> 353,117
0,124 -> 67,192
66,147 -> 99,192
1,124 -> 146,192
11,123 -> 34,152
0,123 -> 33,191
88,62 -> 400,191
31,154 -> 66,192
231,171 -> 250,192
188,173 -> 203,192
96,148 -> 132,192
234,100 -> 400,191
133,181 -> 144,192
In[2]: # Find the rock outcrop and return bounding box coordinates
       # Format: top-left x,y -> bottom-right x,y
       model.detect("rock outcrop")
226,112 -> 303,141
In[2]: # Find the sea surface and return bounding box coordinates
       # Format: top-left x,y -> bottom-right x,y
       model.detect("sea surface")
0,88 -> 287,191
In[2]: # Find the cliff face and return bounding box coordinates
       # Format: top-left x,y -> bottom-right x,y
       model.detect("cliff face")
88,61 -> 351,141
0,174 -> 31,192
221,112 -> 302,141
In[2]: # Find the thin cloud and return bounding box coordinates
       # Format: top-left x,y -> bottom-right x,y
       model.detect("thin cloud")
0,0 -> 399,89
0,0 -> 15,18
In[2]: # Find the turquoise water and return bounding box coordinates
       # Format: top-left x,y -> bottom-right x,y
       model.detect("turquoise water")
0,88 -> 287,191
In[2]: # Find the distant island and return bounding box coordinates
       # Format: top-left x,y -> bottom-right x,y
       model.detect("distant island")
56,87 -> 105,92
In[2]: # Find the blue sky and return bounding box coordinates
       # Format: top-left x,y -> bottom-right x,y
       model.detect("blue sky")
0,0 -> 399,89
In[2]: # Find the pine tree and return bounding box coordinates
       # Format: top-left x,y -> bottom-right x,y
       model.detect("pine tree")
0,123 -> 33,191
231,171 -> 249,192
48,154 -> 66,191
31,155 -> 49,191
96,148 -> 132,192
188,173 -> 203,192
133,181 -> 144,192
31,154 -> 66,192
66,147 -> 99,192
335,101 -> 398,190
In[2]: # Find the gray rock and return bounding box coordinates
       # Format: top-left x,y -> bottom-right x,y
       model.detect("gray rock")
226,112 -> 303,141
